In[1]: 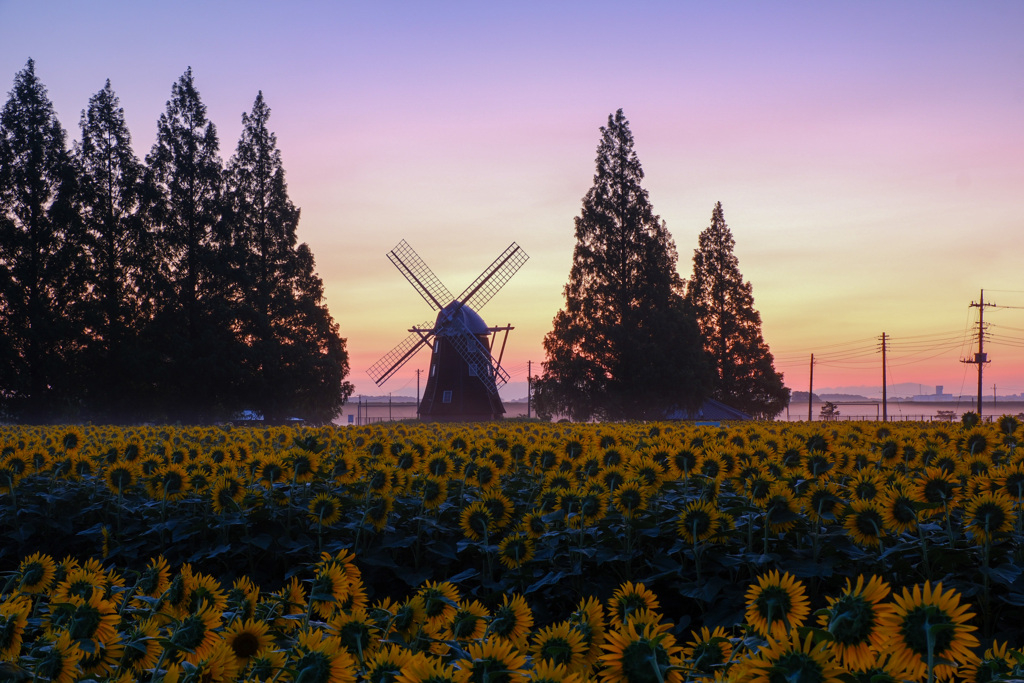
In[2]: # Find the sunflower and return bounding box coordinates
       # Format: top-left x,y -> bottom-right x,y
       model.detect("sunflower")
803,481 -> 844,524
744,570 -> 810,639
879,487 -> 919,535
761,482 -> 802,534
331,607 -> 378,660
290,629 -> 357,683
574,488 -> 609,528
993,461 -> 1024,500
364,643 -> 416,683
210,474 -> 246,514
137,555 -> 171,599
529,621 -> 588,672
460,501 -> 496,541
816,575 -> 893,671
256,453 -> 289,488
522,511 -> 549,539
480,490 -> 515,530
528,661 -> 584,683
311,564 -> 353,619
607,582 -> 660,628
31,630 -> 83,683
417,581 -> 461,627
365,494 -> 394,532
443,599 -> 490,643
611,480 -> 649,519
843,499 -> 887,549
741,629 -> 845,683
680,626 -> 732,677
498,533 -> 535,569
169,600 -> 223,665
0,596 -> 31,661
395,653 -> 460,683
219,617 -> 273,667
599,618 -> 683,683
453,637 -> 529,683
847,470 -> 885,502
18,552 -> 60,596
599,465 -> 627,493
147,462 -> 191,501
119,617 -> 160,674
287,447 -> 322,483
957,640 -> 1016,683
183,566 -> 228,615
424,452 -> 452,479
420,475 -> 448,510
569,595 -> 606,666
48,587 -> 120,655
963,492 -> 1016,545
79,630 -> 125,678
877,581 -> 980,680
104,461 -> 138,495
309,493 -> 343,527
912,466 -> 961,517
676,499 -> 720,544
488,593 -> 534,648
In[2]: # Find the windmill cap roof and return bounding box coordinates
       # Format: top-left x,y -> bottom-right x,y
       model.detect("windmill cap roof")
437,301 -> 489,334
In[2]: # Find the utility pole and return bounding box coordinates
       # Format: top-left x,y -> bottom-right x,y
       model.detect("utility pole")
962,289 -> 994,419
527,360 -> 532,419
416,369 -> 421,420
879,332 -> 888,422
808,354 -> 814,421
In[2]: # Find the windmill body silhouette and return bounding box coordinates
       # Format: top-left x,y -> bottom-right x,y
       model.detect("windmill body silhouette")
367,240 -> 528,421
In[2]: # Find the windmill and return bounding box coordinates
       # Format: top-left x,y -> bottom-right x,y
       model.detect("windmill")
367,240 -> 529,421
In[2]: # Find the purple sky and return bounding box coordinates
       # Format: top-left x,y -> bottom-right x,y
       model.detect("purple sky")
4,1 -> 1024,399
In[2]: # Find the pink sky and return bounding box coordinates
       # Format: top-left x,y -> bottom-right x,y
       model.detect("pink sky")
4,2 -> 1024,400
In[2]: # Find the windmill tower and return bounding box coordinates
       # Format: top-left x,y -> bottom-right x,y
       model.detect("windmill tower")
367,240 -> 528,422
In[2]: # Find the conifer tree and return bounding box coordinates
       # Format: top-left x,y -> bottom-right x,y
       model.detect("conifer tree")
224,92 -> 352,422
146,67 -> 237,421
75,79 -> 156,421
535,110 -> 711,421
684,202 -> 789,419
0,59 -> 87,422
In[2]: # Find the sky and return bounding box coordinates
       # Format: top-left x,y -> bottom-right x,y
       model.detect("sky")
3,1 -> 1024,402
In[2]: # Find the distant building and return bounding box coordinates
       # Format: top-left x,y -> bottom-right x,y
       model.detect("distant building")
912,386 -> 954,402
666,399 -> 751,421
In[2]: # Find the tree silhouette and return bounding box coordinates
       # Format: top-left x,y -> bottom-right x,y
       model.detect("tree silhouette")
146,67 -> 238,421
224,92 -> 352,422
75,79 -> 157,422
684,202 -> 789,419
535,109 -> 711,421
0,60 -> 87,422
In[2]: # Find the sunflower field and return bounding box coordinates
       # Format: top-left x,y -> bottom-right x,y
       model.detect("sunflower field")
2,418 -> 1024,682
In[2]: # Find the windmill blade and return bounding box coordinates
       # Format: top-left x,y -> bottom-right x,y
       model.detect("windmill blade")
444,318 -> 511,395
456,242 -> 529,313
388,240 -> 454,310
366,323 -> 435,386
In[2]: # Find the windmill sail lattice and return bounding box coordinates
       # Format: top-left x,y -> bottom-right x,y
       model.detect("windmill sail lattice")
366,240 -> 527,421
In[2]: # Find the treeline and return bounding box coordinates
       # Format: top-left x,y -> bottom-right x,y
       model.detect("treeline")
0,60 -> 353,424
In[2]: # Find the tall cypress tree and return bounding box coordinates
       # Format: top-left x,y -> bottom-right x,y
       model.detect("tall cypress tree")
75,79 -> 155,422
0,59 -> 87,422
146,67 -> 235,421
535,109 -> 711,421
224,92 -> 352,423
684,202 -> 789,419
